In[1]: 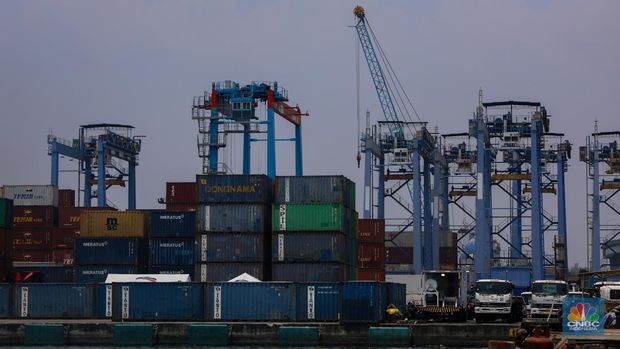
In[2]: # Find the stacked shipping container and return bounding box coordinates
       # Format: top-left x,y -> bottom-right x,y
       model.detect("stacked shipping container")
147,210 -> 195,279
356,219 -> 386,281
0,198 -> 13,280
75,211 -> 147,282
195,175 -> 272,281
272,176 -> 356,282
165,182 -> 197,211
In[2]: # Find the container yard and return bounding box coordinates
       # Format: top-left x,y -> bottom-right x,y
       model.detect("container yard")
1,2 -> 620,348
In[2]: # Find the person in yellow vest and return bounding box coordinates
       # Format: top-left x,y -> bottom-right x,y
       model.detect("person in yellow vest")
386,303 -> 402,322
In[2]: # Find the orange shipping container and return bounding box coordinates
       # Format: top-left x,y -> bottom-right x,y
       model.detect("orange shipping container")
356,268 -> 385,281
356,242 -> 385,269
80,211 -> 146,238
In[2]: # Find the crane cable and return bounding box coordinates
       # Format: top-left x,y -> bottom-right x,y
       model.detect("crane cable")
356,27 -> 361,167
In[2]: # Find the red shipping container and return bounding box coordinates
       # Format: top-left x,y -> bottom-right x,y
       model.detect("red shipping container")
51,228 -> 78,249
58,207 -> 113,229
0,258 -> 12,281
385,246 -> 413,264
166,182 -> 197,204
357,219 -> 385,243
10,229 -> 52,250
165,203 -> 197,211
58,189 -> 75,208
12,249 -> 52,263
356,268 -> 385,281
439,246 -> 457,271
356,242 -> 385,269
0,229 -> 8,257
12,206 -> 56,228
52,248 -> 74,265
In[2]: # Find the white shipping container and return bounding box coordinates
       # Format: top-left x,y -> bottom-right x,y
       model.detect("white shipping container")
2,185 -> 58,207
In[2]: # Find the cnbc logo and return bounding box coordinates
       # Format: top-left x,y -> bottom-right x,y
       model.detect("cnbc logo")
567,303 -> 600,331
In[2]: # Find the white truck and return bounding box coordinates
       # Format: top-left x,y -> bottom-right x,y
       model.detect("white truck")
527,280 -> 568,323
474,279 -> 524,323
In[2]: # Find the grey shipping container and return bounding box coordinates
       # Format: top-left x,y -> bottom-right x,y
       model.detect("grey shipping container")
197,174 -> 271,204
147,210 -> 195,238
12,283 -> 97,318
75,238 -> 146,265
274,176 -> 355,208
0,284 -> 9,318
73,265 -> 141,283
273,232 -> 347,263
272,263 -> 349,282
204,282 -> 295,321
112,283 -> 203,321
341,282 -> 387,323
2,185 -> 58,207
149,238 -> 194,266
195,263 -> 265,282
197,204 -> 269,232
295,283 -> 341,321
196,233 -> 265,263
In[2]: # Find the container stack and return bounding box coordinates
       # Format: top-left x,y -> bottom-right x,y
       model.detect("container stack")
356,219 -> 386,281
74,211 -> 147,282
146,210 -> 196,279
195,175 -> 272,282
271,176 -> 357,282
0,198 -> 14,281
439,232 -> 457,270
165,182 -> 197,211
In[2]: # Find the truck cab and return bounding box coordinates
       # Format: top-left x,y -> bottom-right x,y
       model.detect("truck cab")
474,279 -> 523,323
528,280 -> 568,321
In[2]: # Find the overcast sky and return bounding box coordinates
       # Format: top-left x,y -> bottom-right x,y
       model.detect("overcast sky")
1,1 -> 618,268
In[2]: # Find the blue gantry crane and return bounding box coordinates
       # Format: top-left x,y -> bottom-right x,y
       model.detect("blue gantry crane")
48,124 -> 142,209
354,6 -> 449,274
192,81 -> 308,178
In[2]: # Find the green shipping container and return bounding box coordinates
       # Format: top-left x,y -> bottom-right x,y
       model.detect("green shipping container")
0,199 -> 13,229
274,204 -> 351,232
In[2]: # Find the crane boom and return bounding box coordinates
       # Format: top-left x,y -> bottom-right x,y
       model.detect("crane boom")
354,6 -> 404,139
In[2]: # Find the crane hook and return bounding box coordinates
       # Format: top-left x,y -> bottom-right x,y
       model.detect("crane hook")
356,152 -> 361,168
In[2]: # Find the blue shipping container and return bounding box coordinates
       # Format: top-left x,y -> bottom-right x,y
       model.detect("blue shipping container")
341,282 -> 386,323
147,210 -> 196,238
386,283 -> 406,314
197,233 -> 264,263
0,284 -> 9,318
112,283 -> 203,321
147,266 -> 195,280
74,265 -> 141,283
204,282 -> 295,321
490,266 -> 531,290
274,176 -> 355,208
197,175 -> 272,204
195,263 -> 265,282
12,283 -> 97,318
75,238 -> 146,265
197,204 -> 269,232
12,265 -> 73,283
273,232 -> 347,263
295,283 -> 341,321
149,238 -> 194,266
272,263 -> 349,282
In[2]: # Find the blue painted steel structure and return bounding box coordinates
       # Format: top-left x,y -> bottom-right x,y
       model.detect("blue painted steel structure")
192,81 -> 308,178
48,124 -> 141,208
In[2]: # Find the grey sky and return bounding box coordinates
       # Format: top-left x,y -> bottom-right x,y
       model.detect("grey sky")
0,1 -> 618,267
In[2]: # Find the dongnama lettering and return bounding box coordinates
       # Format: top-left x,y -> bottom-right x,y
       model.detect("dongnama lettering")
204,185 -> 257,193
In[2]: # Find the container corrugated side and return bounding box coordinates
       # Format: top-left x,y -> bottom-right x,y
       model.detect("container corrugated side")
295,283 -> 341,321
273,204 -> 351,232
197,204 -> 269,233
147,210 -> 195,238
112,283 -> 203,321
73,265 -> 142,283
58,207 -> 114,229
2,185 -> 58,207
0,199 -> 13,229
274,176 -> 355,208
197,175 -> 271,204
490,266 -> 531,289
75,238 -> 146,265
11,265 -> 73,283
0,259 -> 11,281
341,282 -> 386,323
12,206 -> 56,228
356,242 -> 385,269
0,284 -> 9,318
196,233 -> 265,263
386,283 -> 406,314
272,232 -> 347,263
195,263 -> 265,282
386,247 -> 412,264
356,268 -> 385,281
204,282 -> 295,321
80,211 -> 145,238
12,250 -> 52,263
357,219 -> 385,243
272,263 -> 349,282
58,189 -> 75,208
166,182 -> 197,204
149,238 -> 194,266
10,229 -> 52,250
147,266 -> 195,280
12,283 -> 97,318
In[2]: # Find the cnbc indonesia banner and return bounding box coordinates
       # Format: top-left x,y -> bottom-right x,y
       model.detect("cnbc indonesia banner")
563,298 -> 605,336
